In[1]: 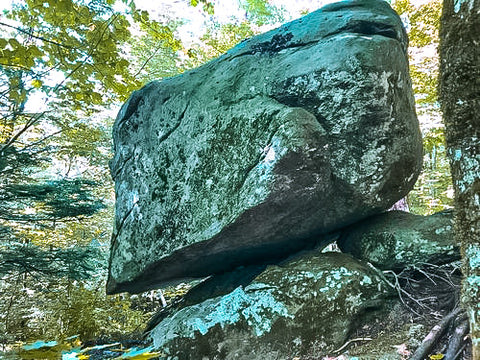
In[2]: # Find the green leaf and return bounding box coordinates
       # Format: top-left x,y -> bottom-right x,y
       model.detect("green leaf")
31,79 -> 42,88
203,2 -> 215,15
8,38 -> 21,49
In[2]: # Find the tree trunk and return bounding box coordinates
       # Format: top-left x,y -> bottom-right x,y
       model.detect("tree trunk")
439,0 -> 480,357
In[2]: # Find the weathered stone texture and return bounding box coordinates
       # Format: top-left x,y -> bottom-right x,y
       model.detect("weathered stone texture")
439,0 -> 480,353
338,210 -> 460,270
149,252 -> 394,360
107,0 -> 422,294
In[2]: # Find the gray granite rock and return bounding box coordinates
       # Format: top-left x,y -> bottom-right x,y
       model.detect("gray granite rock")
107,0 -> 422,294
338,210 -> 460,270
149,252 -> 394,360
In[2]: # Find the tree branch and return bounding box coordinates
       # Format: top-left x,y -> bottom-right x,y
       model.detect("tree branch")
133,44 -> 162,78
0,111 -> 47,155
0,21 -> 73,50
444,316 -> 469,360
53,14 -> 120,94
411,307 -> 463,360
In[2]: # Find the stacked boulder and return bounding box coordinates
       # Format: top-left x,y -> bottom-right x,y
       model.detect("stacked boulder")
149,252 -> 395,359
107,0 -> 422,295
338,210 -> 459,271
106,0 -> 438,358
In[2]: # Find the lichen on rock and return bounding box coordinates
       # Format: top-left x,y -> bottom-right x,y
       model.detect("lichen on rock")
149,252 -> 395,360
338,210 -> 460,270
107,0 -> 422,294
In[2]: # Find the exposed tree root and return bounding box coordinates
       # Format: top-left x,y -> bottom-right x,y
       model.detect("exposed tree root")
444,316 -> 469,360
349,261 -> 471,359
381,269 -> 434,317
411,307 -> 463,360
332,337 -> 372,354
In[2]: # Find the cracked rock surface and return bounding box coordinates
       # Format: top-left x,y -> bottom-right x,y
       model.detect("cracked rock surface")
148,252 -> 395,359
338,210 -> 460,271
107,0 -> 422,294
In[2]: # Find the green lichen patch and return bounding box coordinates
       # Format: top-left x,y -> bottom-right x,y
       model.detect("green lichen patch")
108,0 -> 421,294
338,210 -> 460,271
150,252 -> 394,359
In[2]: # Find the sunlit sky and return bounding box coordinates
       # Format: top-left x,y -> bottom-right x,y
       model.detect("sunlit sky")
0,0 -> 343,112
132,0 -> 339,45
1,0 -> 433,45
0,0 -> 431,114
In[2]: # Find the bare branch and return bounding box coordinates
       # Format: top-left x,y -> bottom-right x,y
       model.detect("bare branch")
411,307 -> 463,360
0,111 -> 47,155
0,21 -> 73,50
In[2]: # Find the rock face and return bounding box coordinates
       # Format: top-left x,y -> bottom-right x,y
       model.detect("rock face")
149,252 -> 394,360
107,0 -> 422,294
338,210 -> 460,270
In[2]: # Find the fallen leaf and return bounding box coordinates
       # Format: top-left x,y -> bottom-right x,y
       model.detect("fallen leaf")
393,343 -> 411,356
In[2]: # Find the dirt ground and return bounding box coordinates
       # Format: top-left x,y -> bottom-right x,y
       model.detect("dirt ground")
323,261 -> 472,360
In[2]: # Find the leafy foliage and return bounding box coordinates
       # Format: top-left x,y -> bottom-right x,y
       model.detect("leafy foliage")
0,179 -> 105,223
1,277 -> 150,344
408,129 -> 453,214
0,242 -> 104,279
183,21 -> 257,68
392,0 -> 452,215
239,0 -> 286,26
0,0 -> 462,356
189,0 -> 215,15
129,38 -> 180,84
181,0 -> 285,69
0,0 -> 182,351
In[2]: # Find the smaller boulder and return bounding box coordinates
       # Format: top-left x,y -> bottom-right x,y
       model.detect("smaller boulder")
337,210 -> 459,271
149,252 -> 394,360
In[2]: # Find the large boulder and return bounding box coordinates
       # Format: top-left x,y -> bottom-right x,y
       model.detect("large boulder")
149,252 -> 395,360
107,0 -> 422,294
337,210 -> 460,270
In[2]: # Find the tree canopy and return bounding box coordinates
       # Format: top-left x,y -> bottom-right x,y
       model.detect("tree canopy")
0,0 -> 472,357
0,0 -> 287,348
0,0 -> 183,347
